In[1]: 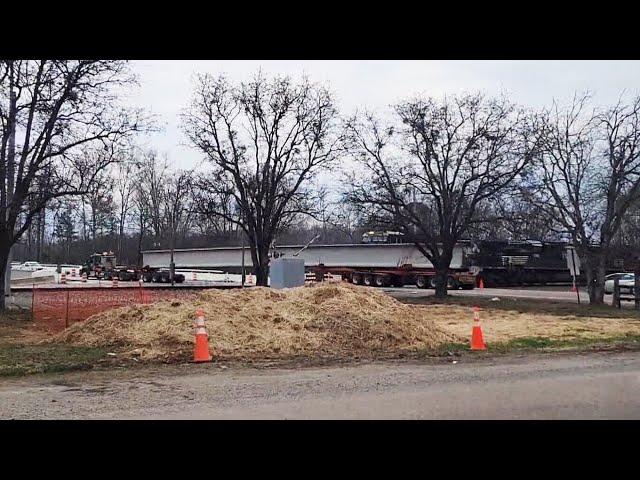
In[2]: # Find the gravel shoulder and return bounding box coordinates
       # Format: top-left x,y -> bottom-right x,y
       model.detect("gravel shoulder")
1,350 -> 639,419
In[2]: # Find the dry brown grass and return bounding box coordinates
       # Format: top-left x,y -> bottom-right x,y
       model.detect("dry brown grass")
47,284 -> 640,362
0,309 -> 51,344
419,304 -> 640,343
52,283 -> 461,361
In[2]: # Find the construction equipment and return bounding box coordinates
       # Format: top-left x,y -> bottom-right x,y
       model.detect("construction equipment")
81,252 -> 140,281
140,265 -> 185,284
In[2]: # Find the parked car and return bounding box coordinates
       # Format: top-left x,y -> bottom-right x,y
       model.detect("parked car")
604,273 -> 636,294
17,261 -> 44,272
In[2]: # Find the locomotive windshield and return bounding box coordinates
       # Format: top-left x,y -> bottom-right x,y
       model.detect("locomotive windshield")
362,231 -> 404,244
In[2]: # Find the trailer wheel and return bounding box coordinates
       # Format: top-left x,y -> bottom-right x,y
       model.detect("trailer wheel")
447,276 -> 459,289
429,276 -> 438,289
363,274 -> 374,286
416,275 -> 428,289
352,274 -> 362,285
374,275 -> 390,287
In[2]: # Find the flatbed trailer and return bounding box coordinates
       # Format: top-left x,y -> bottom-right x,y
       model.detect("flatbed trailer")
308,264 -> 477,289
140,267 -> 185,284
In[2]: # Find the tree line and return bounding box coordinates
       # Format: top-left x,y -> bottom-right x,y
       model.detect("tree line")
3,61 -> 640,307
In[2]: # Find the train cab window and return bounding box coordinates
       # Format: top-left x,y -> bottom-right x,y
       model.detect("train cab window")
362,231 -> 404,244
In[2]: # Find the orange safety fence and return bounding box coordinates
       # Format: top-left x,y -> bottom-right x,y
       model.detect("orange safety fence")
31,287 -> 204,332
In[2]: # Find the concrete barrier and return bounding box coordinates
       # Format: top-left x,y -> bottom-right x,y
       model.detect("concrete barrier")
11,275 -> 55,285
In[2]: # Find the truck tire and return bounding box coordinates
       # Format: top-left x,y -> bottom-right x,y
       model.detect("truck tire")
363,274 -> 374,286
416,275 -> 428,289
374,275 -> 390,287
429,276 -> 457,289
352,274 -> 363,285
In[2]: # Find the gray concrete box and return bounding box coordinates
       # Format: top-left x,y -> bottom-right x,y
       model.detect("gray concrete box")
269,257 -> 305,289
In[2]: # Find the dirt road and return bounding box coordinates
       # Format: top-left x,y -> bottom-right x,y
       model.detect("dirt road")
1,351 -> 639,419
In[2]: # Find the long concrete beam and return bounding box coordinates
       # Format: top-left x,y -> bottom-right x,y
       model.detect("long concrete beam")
142,243 -> 465,270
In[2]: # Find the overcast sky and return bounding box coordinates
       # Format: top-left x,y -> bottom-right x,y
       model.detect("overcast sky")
127,60 -> 640,170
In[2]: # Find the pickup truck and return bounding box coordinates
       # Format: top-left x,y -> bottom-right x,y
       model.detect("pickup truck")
16,261 -> 45,272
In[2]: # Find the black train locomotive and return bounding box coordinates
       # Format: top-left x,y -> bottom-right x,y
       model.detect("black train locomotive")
463,240 -> 574,287
464,240 -> 640,287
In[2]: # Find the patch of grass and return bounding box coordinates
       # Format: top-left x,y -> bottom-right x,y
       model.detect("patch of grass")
505,337 -> 554,349
0,343 -> 106,377
491,334 -> 640,353
423,334 -> 640,357
432,342 -> 469,356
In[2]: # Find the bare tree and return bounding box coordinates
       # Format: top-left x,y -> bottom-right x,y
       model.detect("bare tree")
162,170 -> 193,283
114,157 -> 136,257
131,174 -> 151,266
85,164 -> 115,248
52,200 -> 77,261
182,72 -> 342,285
326,201 -> 362,243
529,93 -> 640,304
135,151 -> 170,247
470,183 -> 559,241
344,93 -> 536,297
0,60 -> 145,308
190,170 -> 241,237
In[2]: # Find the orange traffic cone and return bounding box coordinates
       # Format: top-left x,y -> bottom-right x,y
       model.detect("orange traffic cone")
470,306 -> 486,350
193,309 -> 212,362
112,276 -> 118,288
192,271 -> 197,282
60,272 -> 67,284
81,272 -> 87,283
478,277 -> 484,289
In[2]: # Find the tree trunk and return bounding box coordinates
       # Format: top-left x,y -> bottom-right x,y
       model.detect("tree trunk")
433,247 -> 454,299
593,256 -> 606,305
255,262 -> 269,287
434,266 -> 449,298
118,222 -> 124,260
0,240 -> 10,310
137,228 -> 144,267
584,252 -> 606,305
255,245 -> 270,286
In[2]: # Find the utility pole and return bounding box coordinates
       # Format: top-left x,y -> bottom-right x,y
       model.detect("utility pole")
241,228 -> 245,287
169,215 -> 175,286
